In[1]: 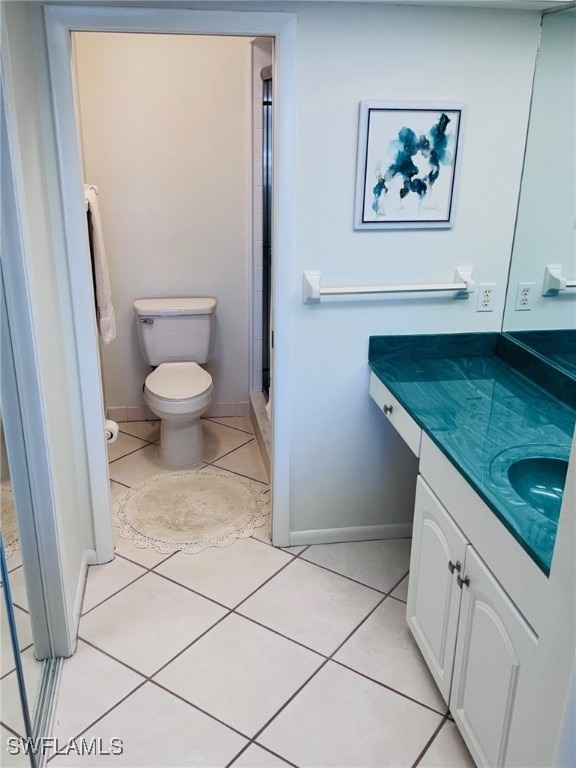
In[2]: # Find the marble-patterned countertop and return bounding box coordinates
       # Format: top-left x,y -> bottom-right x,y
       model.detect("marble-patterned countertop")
369,333 -> 576,575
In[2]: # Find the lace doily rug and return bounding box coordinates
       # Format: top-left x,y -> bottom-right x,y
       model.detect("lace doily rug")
113,468 -> 269,554
1,480 -> 20,559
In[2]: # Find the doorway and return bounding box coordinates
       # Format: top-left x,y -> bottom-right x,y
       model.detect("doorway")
43,6 -> 296,548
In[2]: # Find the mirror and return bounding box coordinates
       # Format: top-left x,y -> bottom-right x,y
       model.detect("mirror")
502,6 -> 576,379
1,417 -> 38,767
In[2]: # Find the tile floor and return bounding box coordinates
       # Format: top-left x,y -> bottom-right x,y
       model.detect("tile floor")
47,417 -> 475,767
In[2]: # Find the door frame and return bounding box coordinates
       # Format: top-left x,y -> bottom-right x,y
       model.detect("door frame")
43,4 -> 296,548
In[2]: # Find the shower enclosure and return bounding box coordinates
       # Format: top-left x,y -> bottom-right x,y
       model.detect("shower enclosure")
262,70 -> 272,399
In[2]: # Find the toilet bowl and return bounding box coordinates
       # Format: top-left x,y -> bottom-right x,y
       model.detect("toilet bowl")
144,362 -> 214,467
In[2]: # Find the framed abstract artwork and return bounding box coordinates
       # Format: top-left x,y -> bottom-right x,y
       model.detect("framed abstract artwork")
354,101 -> 466,229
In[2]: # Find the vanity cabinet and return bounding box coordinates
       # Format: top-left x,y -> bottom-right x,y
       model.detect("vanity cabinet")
407,477 -> 538,768
368,373 -> 421,456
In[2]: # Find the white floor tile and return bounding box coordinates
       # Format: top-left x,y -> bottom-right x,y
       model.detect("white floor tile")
107,433 -> 149,463
418,719 -> 476,767
52,640 -> 144,742
79,572 -> 226,676
118,421 -> 160,443
238,559 -> 382,655
231,743 -> 293,767
1,604 -> 33,676
109,445 -> 204,487
0,648 -> 43,735
155,537 -> 291,608
205,416 -> 254,434
203,420 -> 254,463
213,440 -> 268,484
391,573 -> 409,602
5,567 -> 28,612
155,613 -> 323,737
258,661 -> 442,767
82,558 -> 146,614
250,515 -> 272,545
50,682 -> 247,767
300,539 -> 411,593
334,598 -> 446,712
1,727 -> 31,767
7,546 -> 23,571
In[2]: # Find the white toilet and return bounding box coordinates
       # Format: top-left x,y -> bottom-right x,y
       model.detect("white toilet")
133,297 -> 217,467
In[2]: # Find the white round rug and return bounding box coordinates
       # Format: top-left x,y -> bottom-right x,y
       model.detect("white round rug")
114,468 -> 269,554
1,480 -> 20,559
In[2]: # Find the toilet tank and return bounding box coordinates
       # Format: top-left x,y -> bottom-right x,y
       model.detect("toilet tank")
133,297 -> 216,366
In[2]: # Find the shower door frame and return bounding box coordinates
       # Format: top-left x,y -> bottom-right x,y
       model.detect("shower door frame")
43,4 -> 296,547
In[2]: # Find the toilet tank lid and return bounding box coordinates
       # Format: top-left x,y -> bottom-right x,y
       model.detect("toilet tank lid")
133,298 -> 216,316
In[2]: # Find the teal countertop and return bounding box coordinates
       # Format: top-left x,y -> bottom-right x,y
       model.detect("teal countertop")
369,333 -> 575,575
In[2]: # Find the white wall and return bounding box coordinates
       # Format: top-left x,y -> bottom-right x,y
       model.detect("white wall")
288,4 -> 541,536
503,8 -> 576,330
2,2 -> 98,653
74,33 -> 252,417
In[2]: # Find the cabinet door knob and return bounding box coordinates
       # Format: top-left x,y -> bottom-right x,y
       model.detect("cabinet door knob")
457,574 -> 470,589
382,404 -> 393,415
448,560 -> 461,574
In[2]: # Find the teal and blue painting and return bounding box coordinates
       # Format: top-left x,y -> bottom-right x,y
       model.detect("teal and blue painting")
359,105 -> 463,228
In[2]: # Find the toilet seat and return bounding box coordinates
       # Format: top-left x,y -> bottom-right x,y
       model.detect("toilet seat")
145,362 -> 213,402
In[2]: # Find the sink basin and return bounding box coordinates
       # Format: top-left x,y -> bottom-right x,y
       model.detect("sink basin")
507,457 -> 569,520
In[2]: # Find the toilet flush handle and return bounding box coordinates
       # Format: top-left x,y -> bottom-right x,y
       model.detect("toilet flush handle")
139,317 -> 154,325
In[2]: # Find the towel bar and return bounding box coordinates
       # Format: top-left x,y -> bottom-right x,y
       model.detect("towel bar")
302,267 -> 475,303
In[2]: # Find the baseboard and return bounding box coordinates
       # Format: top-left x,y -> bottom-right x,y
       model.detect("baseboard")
108,403 -> 250,421
249,391 -> 270,479
206,401 -> 250,418
289,523 -> 413,546
72,549 -> 94,640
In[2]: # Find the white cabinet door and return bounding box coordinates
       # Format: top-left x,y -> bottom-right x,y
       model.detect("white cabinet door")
406,477 -> 468,703
450,547 -> 538,768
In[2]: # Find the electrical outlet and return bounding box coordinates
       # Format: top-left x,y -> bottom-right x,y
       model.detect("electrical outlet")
476,283 -> 496,312
515,282 -> 535,311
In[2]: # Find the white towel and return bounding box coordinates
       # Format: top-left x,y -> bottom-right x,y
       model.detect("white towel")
84,185 -> 116,344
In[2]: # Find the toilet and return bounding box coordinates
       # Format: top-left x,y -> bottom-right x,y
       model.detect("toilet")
133,297 -> 216,467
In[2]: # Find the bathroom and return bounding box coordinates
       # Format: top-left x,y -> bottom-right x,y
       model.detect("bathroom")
73,31 -> 272,444
1,1 -> 574,766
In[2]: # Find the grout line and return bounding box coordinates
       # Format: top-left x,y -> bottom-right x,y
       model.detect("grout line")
227,553 -> 300,612
1,720 -> 25,739
204,436 -> 255,465
148,611 -> 234,678
204,417 -> 255,436
77,637 -> 150,679
80,569 -> 149,618
249,658 -> 331,744
411,713 -> 451,767
296,554 -> 402,597
331,658 -> 448,717
113,548 -> 177,571
110,479 -> 131,491
232,612 -> 328,659
227,740 -> 299,768
107,444 -> 154,465
48,680 -> 148,756
149,678 -> 250,740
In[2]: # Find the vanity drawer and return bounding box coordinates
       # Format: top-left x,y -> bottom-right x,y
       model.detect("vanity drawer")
369,372 -> 422,457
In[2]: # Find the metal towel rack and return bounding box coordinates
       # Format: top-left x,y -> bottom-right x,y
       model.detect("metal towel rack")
542,265 -> 576,296
302,267 -> 475,304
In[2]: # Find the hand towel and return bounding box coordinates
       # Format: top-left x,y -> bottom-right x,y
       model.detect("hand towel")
84,184 -> 116,344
